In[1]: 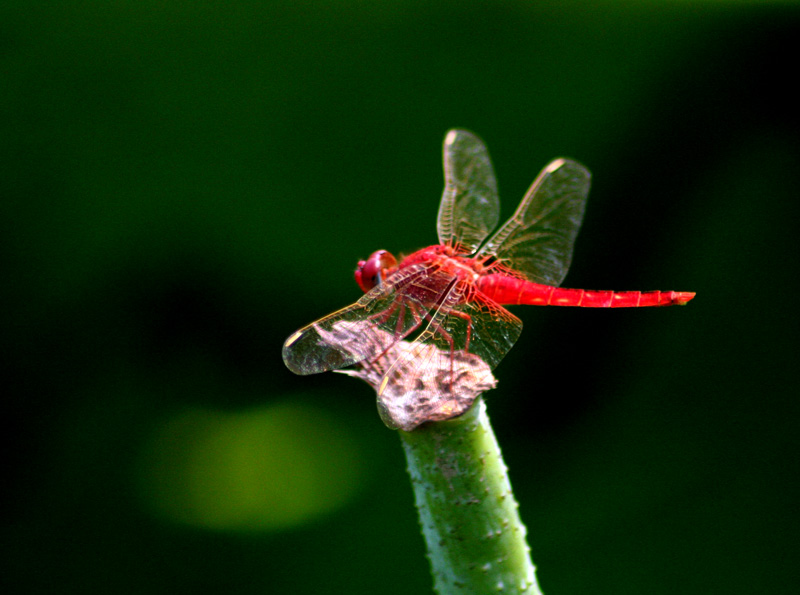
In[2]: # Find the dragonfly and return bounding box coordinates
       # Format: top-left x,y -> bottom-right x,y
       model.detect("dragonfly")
283,130 -> 694,426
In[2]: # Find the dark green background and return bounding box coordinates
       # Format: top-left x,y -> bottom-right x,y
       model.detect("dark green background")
3,2 -> 798,594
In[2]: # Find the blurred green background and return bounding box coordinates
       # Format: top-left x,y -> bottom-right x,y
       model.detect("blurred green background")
3,2 -> 799,594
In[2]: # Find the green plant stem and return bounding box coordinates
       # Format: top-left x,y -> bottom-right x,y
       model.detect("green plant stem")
398,398 -> 543,595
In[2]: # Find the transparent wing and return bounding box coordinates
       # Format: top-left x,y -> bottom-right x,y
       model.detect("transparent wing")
282,264 -> 456,375
436,129 -> 500,253
477,158 -> 591,286
374,283 -> 522,430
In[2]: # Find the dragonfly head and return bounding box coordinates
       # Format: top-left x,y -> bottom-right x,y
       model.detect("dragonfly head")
355,250 -> 397,292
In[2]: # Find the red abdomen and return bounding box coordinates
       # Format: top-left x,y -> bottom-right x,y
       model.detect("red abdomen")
477,274 -> 695,307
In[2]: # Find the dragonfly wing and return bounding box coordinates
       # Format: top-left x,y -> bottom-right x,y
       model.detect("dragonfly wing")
437,129 -> 500,253
374,283 -> 522,430
477,158 -> 591,286
282,264 -> 456,375
459,292 -> 524,374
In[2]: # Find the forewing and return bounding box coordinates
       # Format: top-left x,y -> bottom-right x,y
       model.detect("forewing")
478,158 -> 591,286
282,264 -> 456,375
436,129 -> 500,253
375,284 -> 522,430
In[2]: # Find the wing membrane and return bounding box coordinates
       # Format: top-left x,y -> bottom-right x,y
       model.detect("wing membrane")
282,265 -> 456,375
478,158 -> 591,286
436,129 -> 500,253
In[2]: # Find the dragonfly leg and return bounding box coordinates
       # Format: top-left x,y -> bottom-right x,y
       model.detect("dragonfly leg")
368,300 -> 399,325
443,309 -> 473,352
420,308 -> 477,393
371,301 -> 428,365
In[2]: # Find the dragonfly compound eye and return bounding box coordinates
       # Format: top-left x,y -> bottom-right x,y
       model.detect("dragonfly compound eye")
355,250 -> 397,292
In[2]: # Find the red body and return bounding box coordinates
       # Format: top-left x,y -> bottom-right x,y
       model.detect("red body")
477,273 -> 694,307
392,244 -> 695,308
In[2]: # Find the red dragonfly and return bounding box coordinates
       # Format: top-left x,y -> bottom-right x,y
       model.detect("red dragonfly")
283,130 -> 694,420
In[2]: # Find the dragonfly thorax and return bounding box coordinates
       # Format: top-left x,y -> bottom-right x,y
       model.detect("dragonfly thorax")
398,244 -> 486,284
